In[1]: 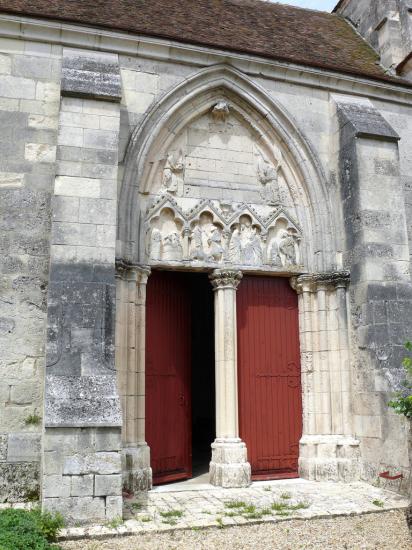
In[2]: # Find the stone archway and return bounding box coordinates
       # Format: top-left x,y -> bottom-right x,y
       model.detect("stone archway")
115,64 -> 359,492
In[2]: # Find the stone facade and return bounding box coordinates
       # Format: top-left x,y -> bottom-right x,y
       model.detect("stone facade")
0,1 -> 411,524
335,0 -> 412,77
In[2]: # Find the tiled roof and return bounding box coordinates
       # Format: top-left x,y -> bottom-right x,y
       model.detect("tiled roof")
0,0 -> 408,85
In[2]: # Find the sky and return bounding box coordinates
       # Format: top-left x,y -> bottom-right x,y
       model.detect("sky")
270,0 -> 337,11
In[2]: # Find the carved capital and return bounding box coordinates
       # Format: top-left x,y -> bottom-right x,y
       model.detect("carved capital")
291,270 -> 350,294
115,259 -> 151,285
209,269 -> 243,290
131,265 -> 151,286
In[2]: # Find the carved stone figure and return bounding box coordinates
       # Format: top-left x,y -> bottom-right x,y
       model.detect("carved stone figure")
191,212 -> 224,263
211,100 -> 230,122
268,239 -> 282,267
229,215 -> 263,266
145,196 -> 302,268
162,151 -> 185,194
149,227 -> 162,260
255,147 -> 281,206
278,229 -> 299,266
162,231 -> 183,261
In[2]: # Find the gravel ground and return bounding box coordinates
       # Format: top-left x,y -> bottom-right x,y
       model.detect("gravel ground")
62,510 -> 411,550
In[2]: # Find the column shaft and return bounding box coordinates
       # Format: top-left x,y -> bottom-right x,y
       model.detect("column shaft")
209,269 -> 251,488
118,264 -> 152,492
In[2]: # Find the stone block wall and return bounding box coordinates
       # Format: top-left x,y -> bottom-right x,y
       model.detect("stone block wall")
1,17 -> 412,510
336,0 -> 409,70
42,48 -> 123,524
335,96 -> 412,492
0,37 -> 60,502
42,428 -> 122,524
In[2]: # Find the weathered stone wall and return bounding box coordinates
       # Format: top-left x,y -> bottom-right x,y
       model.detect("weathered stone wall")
336,0 -> 412,71
1,17 -> 412,508
42,48 -> 123,524
334,96 -> 412,492
0,37 -> 60,502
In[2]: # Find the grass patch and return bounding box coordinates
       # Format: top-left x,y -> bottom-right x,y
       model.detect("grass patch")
139,515 -> 152,522
0,507 -> 64,550
161,519 -> 177,526
271,500 -> 310,514
159,509 -> 184,519
224,501 -> 275,520
224,500 -> 247,509
271,502 -> 288,512
372,499 -> 384,508
289,502 -> 310,511
24,414 -> 42,426
105,516 -> 123,529
280,492 -> 292,500
263,486 -> 272,492
216,517 -> 224,528
131,502 -> 143,511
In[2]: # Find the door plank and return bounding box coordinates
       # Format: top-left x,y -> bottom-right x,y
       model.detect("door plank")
237,276 -> 302,479
146,271 -> 192,484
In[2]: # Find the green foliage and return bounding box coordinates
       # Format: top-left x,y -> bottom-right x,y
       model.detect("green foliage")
224,500 -> 247,509
388,342 -> 412,418
105,516 -> 123,529
372,499 -> 384,508
0,508 -> 64,550
24,414 -> 42,426
159,509 -> 183,518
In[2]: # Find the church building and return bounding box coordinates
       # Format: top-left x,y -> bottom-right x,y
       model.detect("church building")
0,0 -> 411,524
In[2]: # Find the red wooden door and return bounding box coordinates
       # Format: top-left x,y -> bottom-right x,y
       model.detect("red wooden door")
237,276 -> 302,480
146,271 -> 192,484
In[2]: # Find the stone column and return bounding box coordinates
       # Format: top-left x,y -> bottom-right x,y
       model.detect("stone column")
209,269 -> 251,488
292,272 -> 360,482
116,263 -> 152,492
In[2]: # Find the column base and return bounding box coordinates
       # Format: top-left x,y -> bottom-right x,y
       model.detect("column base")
209,438 -> 251,488
299,435 -> 361,482
122,444 -> 152,493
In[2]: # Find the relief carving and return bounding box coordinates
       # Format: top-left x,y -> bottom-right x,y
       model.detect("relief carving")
255,145 -> 282,206
145,195 -> 303,270
191,212 -> 225,262
229,215 -> 263,266
162,150 -> 185,194
211,100 -> 230,122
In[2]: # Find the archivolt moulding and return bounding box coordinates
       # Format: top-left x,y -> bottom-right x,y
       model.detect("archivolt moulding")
118,64 -> 335,273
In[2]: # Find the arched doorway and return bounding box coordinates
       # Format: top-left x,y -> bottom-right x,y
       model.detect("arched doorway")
116,65 -> 359,491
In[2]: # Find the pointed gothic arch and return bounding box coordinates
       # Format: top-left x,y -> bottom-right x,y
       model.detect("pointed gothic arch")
117,64 -> 336,273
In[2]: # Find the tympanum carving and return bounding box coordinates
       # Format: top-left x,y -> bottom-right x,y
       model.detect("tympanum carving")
145,194 -> 302,270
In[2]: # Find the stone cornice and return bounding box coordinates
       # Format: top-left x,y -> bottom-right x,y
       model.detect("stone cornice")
209,269 -> 243,290
1,14 -> 412,106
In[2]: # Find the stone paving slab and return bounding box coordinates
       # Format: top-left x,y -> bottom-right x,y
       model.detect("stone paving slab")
58,479 -> 409,541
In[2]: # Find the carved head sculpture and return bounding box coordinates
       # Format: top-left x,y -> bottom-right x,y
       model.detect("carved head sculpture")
212,100 -> 230,122
239,214 -> 252,231
199,211 -> 214,227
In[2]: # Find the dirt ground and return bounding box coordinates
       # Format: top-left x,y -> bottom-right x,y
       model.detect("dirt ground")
62,509 -> 411,550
